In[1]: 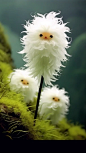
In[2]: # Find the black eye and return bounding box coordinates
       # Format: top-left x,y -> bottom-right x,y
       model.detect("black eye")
50,35 -> 53,38
21,80 -> 23,82
39,34 -> 43,37
53,97 -> 55,100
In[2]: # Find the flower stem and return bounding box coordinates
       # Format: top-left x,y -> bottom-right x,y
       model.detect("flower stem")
34,76 -> 44,125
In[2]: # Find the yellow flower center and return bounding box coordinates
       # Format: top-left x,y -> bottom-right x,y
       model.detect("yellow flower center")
39,32 -> 53,40
21,79 -> 29,85
52,97 -> 60,102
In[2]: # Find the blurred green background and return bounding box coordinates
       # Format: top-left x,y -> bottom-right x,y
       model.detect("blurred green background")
0,0 -> 86,128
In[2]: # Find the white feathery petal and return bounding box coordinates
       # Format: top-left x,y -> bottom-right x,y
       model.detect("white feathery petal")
19,11 -> 71,85
8,69 -> 38,103
38,86 -> 70,125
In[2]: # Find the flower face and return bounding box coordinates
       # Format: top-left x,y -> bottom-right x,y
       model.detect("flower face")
38,86 -> 70,125
8,69 -> 38,103
39,32 -> 53,40
52,96 -> 60,102
20,11 -> 71,85
21,79 -> 29,85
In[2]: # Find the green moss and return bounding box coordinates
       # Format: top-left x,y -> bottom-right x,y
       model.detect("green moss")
0,61 -> 12,79
0,24 -> 11,54
0,74 -> 68,140
0,92 -> 66,140
57,118 -> 86,140
27,97 -> 37,113
69,125 -> 86,140
0,86 -> 38,138
0,49 -> 12,63
0,24 -> 13,67
34,119 -> 67,140
0,83 -> 86,140
58,118 -> 71,132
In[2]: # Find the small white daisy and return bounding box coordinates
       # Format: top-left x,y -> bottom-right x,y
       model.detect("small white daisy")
19,11 -> 71,85
8,69 -> 38,103
38,86 -> 70,125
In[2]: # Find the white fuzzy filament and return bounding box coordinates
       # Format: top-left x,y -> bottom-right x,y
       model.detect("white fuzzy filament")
8,69 -> 38,103
38,86 -> 70,125
19,11 -> 71,85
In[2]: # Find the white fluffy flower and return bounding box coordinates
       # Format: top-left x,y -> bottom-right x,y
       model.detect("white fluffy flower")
19,11 -> 71,85
8,69 -> 38,103
38,86 -> 70,125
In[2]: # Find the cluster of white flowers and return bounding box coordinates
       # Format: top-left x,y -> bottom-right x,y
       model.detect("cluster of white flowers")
20,11 -> 70,85
8,11 -> 71,125
38,86 -> 69,125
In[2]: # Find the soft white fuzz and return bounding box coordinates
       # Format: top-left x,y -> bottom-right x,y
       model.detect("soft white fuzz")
19,11 -> 71,85
38,86 -> 70,125
8,69 -> 38,103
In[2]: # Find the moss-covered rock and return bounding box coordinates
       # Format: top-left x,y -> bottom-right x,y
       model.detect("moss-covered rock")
0,83 -> 86,140
0,85 -> 67,140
